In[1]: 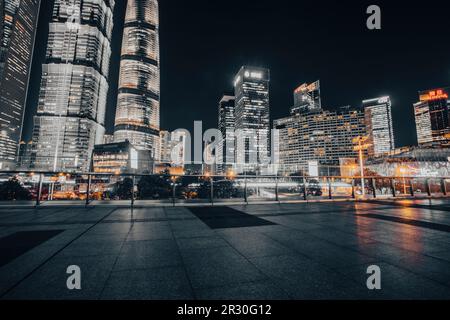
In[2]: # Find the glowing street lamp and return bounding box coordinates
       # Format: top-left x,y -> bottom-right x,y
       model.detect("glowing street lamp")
227,170 -> 236,180
353,136 -> 371,196
398,165 -> 409,195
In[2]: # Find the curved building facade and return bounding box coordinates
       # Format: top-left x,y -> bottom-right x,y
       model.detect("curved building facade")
114,0 -> 160,160
31,0 -> 115,172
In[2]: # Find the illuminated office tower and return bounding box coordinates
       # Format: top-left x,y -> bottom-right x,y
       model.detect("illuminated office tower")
0,0 -> 41,170
217,94 -> 235,172
414,87 -> 450,147
274,104 -> 366,174
290,80 -> 322,115
160,130 -> 187,167
159,130 -> 172,163
234,66 -> 270,171
32,0 -> 114,171
114,0 -> 160,161
30,0 -> 114,172
363,96 -> 395,157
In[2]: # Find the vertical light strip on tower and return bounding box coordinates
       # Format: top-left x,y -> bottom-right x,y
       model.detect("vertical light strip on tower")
114,0 -> 160,161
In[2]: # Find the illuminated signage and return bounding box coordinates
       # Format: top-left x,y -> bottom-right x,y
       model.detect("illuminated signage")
377,97 -> 390,104
294,81 -> 319,94
244,70 -> 263,80
420,89 -> 448,102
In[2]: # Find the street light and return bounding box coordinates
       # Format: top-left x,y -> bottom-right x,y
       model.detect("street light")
398,166 -> 409,195
227,169 -> 236,180
353,136 -> 371,197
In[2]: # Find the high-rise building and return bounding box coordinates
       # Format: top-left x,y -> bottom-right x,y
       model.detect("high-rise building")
103,134 -> 115,145
290,80 -> 322,115
30,0 -> 114,172
414,87 -> 450,147
234,66 -> 270,171
159,130 -> 171,163
274,106 -> 366,174
217,94 -> 235,172
363,96 -> 395,157
160,130 -> 187,167
114,0 -> 160,161
0,0 -> 41,170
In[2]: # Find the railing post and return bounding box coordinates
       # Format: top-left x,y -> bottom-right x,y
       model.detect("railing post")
85,174 -> 91,207
275,175 -> 279,202
328,177 -> 332,200
409,179 -> 415,197
131,175 -> 135,208
390,179 -> 396,197
426,178 -> 431,197
36,173 -> 43,207
351,179 -> 355,199
172,177 -> 176,207
302,176 -> 307,201
210,177 -> 214,206
244,175 -> 248,204
371,178 -> 377,198
441,178 -> 447,196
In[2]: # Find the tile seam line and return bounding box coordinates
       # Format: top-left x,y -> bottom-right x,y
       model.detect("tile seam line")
0,207 -> 121,298
207,210 -> 295,299
98,208 -> 141,299
165,207 -> 198,300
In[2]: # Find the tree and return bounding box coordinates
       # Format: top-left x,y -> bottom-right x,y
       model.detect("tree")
0,177 -> 32,201
197,179 -> 243,199
114,177 -> 133,200
137,174 -> 172,200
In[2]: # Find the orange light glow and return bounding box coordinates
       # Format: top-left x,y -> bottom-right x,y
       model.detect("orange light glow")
420,89 -> 448,102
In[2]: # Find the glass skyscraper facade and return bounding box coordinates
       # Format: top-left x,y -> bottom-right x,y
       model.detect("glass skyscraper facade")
30,0 -> 114,172
363,96 -> 395,157
217,94 -> 235,172
0,0 -> 41,170
114,0 -> 160,161
414,88 -> 450,147
234,66 -> 270,172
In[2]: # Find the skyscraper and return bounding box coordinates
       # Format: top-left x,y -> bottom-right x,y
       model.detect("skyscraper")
114,0 -> 160,161
0,0 -> 41,170
217,94 -> 235,172
363,96 -> 395,157
275,96 -> 366,175
414,87 -> 450,147
159,130 -> 187,167
234,66 -> 270,171
30,0 -> 114,172
290,80 -> 322,115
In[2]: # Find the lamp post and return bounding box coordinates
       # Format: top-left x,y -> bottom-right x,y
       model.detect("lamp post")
399,166 -> 408,195
353,136 -> 371,197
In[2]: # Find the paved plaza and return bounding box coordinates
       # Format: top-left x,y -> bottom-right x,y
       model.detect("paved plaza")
1,199 -> 450,300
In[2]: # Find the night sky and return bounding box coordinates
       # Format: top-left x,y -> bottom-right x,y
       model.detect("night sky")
23,0 -> 450,148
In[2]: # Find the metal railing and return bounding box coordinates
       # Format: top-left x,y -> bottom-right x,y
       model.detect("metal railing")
0,171 -> 449,207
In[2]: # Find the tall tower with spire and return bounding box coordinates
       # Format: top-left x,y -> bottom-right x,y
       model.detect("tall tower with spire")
114,0 -> 160,160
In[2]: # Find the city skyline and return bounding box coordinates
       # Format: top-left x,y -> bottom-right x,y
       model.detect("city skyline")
2,1 -> 450,306
21,0 -> 450,150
